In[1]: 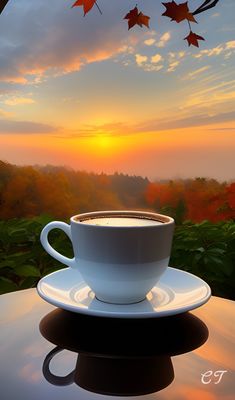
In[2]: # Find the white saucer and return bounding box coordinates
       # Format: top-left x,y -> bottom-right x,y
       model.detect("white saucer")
37,267 -> 211,318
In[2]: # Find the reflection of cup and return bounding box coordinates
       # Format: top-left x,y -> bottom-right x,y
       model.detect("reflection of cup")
40,309 -> 208,396
43,347 -> 174,396
40,210 -> 174,304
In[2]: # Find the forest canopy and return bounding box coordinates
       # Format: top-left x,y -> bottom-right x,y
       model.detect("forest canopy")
0,160 -> 234,223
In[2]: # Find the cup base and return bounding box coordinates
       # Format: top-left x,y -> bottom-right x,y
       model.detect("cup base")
95,295 -> 147,305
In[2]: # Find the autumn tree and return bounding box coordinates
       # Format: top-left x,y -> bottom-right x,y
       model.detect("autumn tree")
144,178 -> 234,223
145,180 -> 187,223
227,183 -> 235,212
184,178 -> 227,222
0,167 -> 75,219
0,161 -> 234,223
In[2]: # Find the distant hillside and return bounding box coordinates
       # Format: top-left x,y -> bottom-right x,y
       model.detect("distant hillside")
0,160 -> 150,219
0,160 -> 234,222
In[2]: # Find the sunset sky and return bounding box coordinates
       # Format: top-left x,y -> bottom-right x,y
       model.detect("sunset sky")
0,0 -> 234,180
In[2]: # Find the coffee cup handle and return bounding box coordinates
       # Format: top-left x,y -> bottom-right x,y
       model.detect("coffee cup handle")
43,346 -> 75,386
40,221 -> 76,268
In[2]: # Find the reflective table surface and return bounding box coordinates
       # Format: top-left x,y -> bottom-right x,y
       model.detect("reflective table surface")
0,289 -> 235,399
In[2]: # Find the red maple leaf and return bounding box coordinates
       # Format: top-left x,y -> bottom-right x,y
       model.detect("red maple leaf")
124,7 -> 150,30
72,0 -> 96,16
138,12 -> 151,28
162,1 -> 196,23
184,31 -> 205,47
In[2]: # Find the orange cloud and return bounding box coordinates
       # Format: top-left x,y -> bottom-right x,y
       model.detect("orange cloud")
19,363 -> 42,383
0,4 -> 136,85
4,96 -> 35,106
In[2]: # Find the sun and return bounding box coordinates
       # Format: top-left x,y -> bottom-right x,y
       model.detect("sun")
85,133 -> 126,159
97,135 -> 113,149
91,135 -> 118,156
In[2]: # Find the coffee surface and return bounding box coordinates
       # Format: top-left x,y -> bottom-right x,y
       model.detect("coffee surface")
80,217 -> 162,227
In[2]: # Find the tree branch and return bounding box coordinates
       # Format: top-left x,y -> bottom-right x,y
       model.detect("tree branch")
192,0 -> 220,16
95,1 -> 102,15
0,0 -> 9,15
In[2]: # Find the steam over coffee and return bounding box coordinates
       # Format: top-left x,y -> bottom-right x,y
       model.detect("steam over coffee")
80,217 -> 163,227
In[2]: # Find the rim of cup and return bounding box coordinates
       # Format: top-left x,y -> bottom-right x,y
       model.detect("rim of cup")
70,210 -> 175,228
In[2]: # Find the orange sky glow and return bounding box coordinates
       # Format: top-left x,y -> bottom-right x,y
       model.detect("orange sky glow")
0,0 -> 234,180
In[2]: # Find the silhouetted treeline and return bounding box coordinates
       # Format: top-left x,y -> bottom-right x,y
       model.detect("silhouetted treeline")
0,160 -> 234,223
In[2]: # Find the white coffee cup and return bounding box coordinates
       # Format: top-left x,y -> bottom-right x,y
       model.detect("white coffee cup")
40,210 -> 175,304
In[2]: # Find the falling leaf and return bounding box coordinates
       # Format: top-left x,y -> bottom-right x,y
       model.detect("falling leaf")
72,0 -> 96,16
137,12 -> 151,28
162,1 -> 197,23
124,7 -> 139,29
0,0 -> 222,49
184,31 -> 205,47
124,7 -> 150,30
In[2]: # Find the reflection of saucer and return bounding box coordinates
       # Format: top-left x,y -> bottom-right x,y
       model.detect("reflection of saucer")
40,308 -> 209,396
37,267 -> 211,318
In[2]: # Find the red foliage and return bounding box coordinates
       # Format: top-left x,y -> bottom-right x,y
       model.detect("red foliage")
162,1 -> 196,23
72,0 -> 96,16
145,178 -> 235,223
184,31 -> 205,47
124,7 -> 150,30
227,183 -> 235,209
0,161 -> 234,223
0,1 -> 221,48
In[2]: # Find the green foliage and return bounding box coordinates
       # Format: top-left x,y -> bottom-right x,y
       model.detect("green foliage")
0,216 -> 235,300
0,215 -> 73,295
160,198 -> 187,225
170,220 -> 235,300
